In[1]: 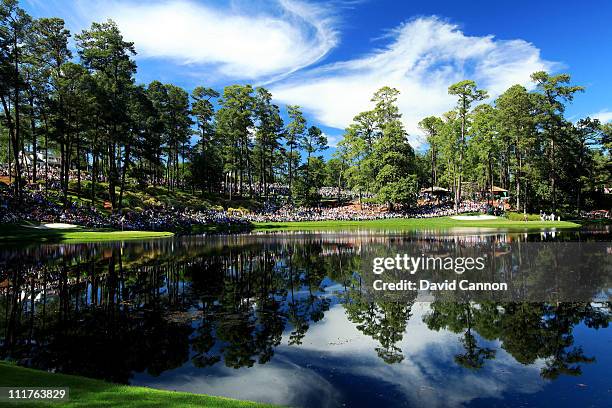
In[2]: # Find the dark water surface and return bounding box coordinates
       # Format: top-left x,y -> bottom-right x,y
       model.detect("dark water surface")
1,227 -> 611,407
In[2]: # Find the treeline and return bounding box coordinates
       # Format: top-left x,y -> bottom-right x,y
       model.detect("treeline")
337,77 -> 612,214
0,0 -> 328,210
2,0 -> 611,215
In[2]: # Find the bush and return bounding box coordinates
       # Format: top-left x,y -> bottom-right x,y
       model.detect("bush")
143,197 -> 161,207
505,212 -> 541,221
227,207 -> 250,216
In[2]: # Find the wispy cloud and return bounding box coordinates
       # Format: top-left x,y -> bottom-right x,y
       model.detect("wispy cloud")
270,16 -> 556,148
590,110 -> 612,123
28,0 -> 339,81
324,132 -> 343,148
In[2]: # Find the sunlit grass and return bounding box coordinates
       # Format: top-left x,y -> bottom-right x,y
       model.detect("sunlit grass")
0,362 -> 273,407
0,224 -> 173,244
252,216 -> 580,231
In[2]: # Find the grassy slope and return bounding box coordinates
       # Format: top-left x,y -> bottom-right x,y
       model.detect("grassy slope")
253,216 -> 581,231
0,362 -> 272,408
63,181 -> 261,213
0,224 -> 173,244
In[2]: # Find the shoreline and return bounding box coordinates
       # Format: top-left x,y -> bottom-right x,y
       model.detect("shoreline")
0,217 -> 585,244
0,224 -> 174,244
0,362 -> 271,407
251,217 -> 581,231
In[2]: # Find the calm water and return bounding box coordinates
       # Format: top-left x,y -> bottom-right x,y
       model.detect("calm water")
1,227 -> 611,407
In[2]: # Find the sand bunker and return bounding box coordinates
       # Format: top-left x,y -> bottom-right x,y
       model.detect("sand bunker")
450,215 -> 498,221
40,223 -> 79,229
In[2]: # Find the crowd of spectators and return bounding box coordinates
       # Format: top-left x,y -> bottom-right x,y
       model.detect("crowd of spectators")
0,165 -> 520,233
317,187 -> 373,200
0,165 -> 100,184
1,180 -> 505,231
0,187 -> 248,232
245,200 -> 490,222
216,183 -> 369,201
579,209 -> 610,219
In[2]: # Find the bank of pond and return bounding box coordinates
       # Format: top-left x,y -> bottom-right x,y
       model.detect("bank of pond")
0,216 -> 582,244
0,362 -> 272,407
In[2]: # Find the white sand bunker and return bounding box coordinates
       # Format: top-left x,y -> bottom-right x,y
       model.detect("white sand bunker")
41,223 -> 79,229
450,215 -> 498,221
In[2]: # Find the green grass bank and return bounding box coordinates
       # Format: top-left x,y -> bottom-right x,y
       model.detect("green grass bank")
0,217 -> 582,244
252,217 -> 581,231
0,362 -> 272,407
0,224 -> 174,244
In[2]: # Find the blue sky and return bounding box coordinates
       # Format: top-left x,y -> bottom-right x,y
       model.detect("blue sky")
23,0 -> 612,151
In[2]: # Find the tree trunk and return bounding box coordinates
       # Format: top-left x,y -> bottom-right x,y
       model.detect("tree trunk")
1,93 -> 22,199
108,141 -> 117,210
76,131 -> 81,198
91,150 -> 97,207
44,119 -> 49,197
288,145 -> 293,199
430,146 -> 435,195
29,96 -> 37,184
551,138 -> 556,211
118,143 -> 131,210
12,35 -> 22,199
456,98 -> 468,212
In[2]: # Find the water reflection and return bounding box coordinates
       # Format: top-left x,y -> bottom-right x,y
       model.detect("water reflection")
0,230 -> 610,407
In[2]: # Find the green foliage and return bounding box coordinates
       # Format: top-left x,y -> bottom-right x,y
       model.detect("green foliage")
253,87 -> 284,198
505,212 -> 541,221
418,116 -> 444,187
337,87 -> 418,207
419,73 -> 608,215
446,80 -> 488,205
293,156 -> 327,206
285,105 -> 306,195
372,121 -> 417,207
376,176 -> 418,207
216,84 -> 256,196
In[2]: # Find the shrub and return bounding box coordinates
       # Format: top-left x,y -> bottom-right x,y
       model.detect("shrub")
143,197 -> 161,207
505,212 -> 541,221
227,207 -> 250,216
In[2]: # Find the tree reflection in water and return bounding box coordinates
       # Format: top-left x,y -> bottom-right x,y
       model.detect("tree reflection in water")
0,232 -> 609,386
423,301 -> 609,376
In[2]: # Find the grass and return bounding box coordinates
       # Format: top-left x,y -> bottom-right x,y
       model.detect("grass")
0,224 -> 174,244
0,216 -> 582,244
0,362 -> 272,407
252,216 -> 581,231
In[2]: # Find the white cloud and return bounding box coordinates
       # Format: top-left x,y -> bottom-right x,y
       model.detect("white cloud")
134,303 -> 545,407
270,17 -> 555,148
290,303 -> 545,407
134,355 -> 342,407
54,0 -> 338,80
323,132 -> 343,148
591,110 -> 612,123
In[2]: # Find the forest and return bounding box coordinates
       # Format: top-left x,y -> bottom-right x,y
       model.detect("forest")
2,0 -> 610,216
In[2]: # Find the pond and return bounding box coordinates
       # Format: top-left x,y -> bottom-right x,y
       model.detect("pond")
1,227 -> 611,407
